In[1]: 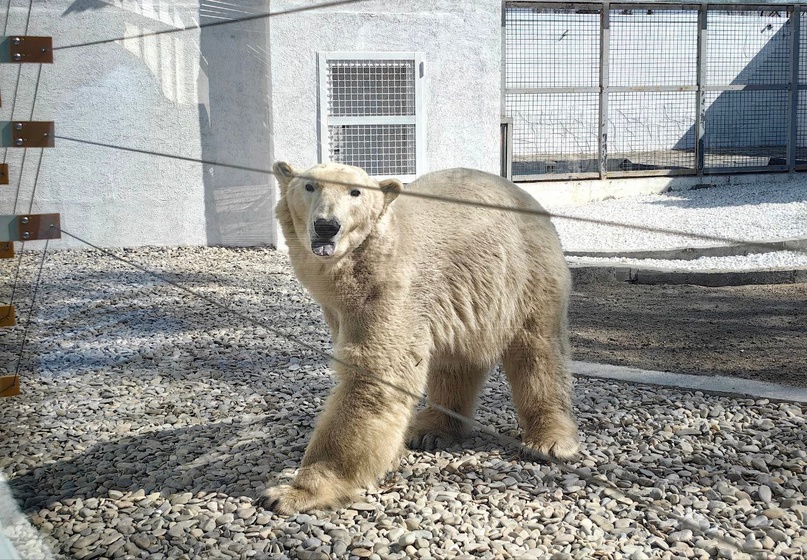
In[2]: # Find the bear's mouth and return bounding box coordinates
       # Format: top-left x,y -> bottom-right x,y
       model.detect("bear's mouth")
311,238 -> 336,257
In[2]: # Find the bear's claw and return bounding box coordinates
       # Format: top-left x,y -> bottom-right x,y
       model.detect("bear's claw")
521,431 -> 580,461
256,485 -> 312,515
408,430 -> 461,451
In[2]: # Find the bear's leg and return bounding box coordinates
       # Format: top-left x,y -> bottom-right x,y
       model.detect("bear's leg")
408,359 -> 489,450
502,326 -> 579,460
258,361 -> 424,514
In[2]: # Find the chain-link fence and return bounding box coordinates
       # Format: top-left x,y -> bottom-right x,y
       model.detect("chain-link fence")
503,2 -> 807,181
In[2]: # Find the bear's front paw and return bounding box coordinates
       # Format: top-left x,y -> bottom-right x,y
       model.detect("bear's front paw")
407,408 -> 466,451
256,485 -> 317,515
522,423 -> 580,461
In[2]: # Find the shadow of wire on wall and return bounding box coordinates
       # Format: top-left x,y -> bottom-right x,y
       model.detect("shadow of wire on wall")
198,0 -> 275,247
62,0 -> 276,247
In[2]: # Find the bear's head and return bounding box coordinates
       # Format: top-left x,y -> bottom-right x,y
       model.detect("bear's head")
274,161 -> 403,260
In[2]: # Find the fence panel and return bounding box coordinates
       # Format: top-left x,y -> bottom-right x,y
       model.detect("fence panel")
504,2 -> 803,181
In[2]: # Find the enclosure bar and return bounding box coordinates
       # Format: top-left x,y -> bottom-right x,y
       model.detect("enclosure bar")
327,116 -> 417,126
695,2 -> 707,175
511,1 -> 801,8
606,168 -> 699,179
598,3 -> 610,180
514,172 -> 602,182
509,86 -> 702,94
507,87 -> 600,94
609,86 -> 699,93
501,118 -> 513,180
702,84 -> 790,92
788,4 -> 800,172
500,0 -> 507,119
703,165 -> 790,175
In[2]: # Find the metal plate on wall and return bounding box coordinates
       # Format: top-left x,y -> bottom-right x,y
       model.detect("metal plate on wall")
1,121 -> 55,148
1,36 -> 53,63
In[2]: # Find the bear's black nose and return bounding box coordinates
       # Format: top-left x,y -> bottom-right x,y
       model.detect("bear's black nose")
314,218 -> 341,238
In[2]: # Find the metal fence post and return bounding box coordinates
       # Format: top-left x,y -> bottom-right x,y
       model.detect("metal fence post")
598,3 -> 610,179
788,4 -> 800,172
695,3 -> 707,175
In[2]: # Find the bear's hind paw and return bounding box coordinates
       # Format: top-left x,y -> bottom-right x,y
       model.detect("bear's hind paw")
408,430 -> 461,451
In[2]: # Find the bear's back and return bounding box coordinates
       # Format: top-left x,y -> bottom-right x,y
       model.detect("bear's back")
395,168 -> 562,261
392,168 -> 569,359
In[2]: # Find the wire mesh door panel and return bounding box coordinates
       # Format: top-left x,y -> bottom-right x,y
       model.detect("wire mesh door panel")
704,7 -> 793,172
504,4 -> 602,180
607,6 -> 699,175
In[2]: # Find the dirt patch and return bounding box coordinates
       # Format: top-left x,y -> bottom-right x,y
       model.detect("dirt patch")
569,281 -> 807,387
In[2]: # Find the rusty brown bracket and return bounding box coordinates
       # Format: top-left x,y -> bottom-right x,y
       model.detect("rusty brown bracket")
0,241 -> 12,258
0,163 -> 8,184
1,36 -> 53,63
0,375 -> 21,397
0,304 -> 14,327
1,213 -> 61,241
1,121 -> 55,148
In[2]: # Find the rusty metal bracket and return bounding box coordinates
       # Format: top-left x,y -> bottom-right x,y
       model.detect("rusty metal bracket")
0,163 -> 7,184
0,241 -> 12,258
1,36 -> 53,63
0,375 -> 21,397
0,305 -> 14,327
1,121 -> 55,148
1,213 -> 61,241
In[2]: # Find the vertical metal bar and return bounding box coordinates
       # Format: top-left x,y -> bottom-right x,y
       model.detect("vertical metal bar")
501,1 -> 508,119
316,52 -> 329,165
501,1 -> 511,178
695,3 -> 707,175
598,2 -> 610,179
788,4 -> 800,172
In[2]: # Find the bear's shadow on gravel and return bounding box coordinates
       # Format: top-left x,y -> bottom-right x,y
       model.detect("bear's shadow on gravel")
8,413 -> 307,513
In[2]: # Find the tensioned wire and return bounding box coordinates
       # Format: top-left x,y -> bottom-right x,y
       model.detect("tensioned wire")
54,134 -> 807,257
52,0 -> 374,51
7,0 -> 791,553
57,228 -> 767,558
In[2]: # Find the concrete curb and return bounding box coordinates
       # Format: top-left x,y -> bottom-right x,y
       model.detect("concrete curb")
570,264 -> 807,286
572,361 -> 807,403
566,237 -> 807,261
566,237 -> 807,286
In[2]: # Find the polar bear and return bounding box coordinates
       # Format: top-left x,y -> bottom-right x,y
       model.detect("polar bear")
259,162 -> 578,514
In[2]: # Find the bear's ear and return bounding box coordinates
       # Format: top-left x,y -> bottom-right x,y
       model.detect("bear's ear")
378,178 -> 403,206
273,161 -> 297,195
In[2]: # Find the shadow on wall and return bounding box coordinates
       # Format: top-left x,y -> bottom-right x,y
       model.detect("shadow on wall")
61,0 -> 275,247
673,13 -> 793,164
198,0 -> 275,247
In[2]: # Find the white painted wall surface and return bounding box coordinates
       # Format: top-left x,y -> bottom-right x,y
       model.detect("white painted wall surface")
269,0 -> 502,176
1,0 -> 275,250
1,0 -> 501,250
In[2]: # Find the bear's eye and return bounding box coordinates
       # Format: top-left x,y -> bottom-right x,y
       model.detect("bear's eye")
305,183 -> 315,193
350,189 -> 361,197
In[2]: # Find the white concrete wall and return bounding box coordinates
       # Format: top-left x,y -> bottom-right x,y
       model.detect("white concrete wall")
268,0 -> 502,176
1,0 -> 275,250
1,0 -> 501,250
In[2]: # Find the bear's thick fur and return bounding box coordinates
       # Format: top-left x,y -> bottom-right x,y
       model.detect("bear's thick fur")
259,162 -> 578,514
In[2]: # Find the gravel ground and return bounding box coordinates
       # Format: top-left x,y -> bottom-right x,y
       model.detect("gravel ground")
1,247 -> 806,560
547,180 -> 807,270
